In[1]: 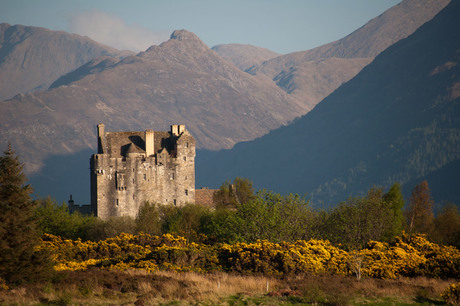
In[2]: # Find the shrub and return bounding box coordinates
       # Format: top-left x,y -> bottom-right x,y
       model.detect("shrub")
442,282 -> 460,305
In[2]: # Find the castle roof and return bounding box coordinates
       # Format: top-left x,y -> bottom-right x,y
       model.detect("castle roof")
104,130 -> 175,158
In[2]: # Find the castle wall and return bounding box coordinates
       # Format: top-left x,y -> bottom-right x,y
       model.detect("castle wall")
90,125 -> 195,220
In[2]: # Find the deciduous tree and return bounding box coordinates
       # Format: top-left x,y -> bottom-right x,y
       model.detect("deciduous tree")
405,180 -> 434,235
383,182 -> 405,239
213,177 -> 255,209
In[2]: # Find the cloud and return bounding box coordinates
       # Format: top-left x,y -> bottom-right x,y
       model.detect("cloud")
68,10 -> 169,52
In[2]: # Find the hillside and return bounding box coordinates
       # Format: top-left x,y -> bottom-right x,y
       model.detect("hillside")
197,0 -> 460,206
211,44 -> 280,71
0,23 -> 131,101
246,0 -> 450,111
0,30 -> 303,176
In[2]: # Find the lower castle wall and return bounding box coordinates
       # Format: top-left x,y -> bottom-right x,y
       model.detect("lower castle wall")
91,153 -> 195,220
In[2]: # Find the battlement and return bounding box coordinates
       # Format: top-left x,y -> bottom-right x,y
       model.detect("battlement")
91,124 -> 196,220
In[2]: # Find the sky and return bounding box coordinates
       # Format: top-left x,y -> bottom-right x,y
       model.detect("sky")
0,0 -> 401,54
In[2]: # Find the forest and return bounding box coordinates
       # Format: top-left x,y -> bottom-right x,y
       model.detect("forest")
1,147 -> 459,304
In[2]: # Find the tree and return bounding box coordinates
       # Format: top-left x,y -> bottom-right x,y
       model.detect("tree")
318,186 -> 394,250
382,182 -> 405,239
135,202 -> 161,235
0,145 -> 53,285
213,177 -> 255,209
405,180 -> 434,235
160,203 -> 210,242
432,203 -> 460,248
87,216 -> 136,241
35,197 -> 97,240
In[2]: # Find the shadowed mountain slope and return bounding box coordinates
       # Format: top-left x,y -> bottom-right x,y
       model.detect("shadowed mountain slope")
0,23 -> 131,101
0,30 -> 303,175
246,0 -> 450,113
197,0 -> 460,207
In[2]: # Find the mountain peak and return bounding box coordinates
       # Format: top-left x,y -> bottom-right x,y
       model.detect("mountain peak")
145,29 -> 208,53
170,29 -> 199,41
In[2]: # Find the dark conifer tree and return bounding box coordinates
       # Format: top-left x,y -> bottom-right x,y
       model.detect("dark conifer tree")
0,144 -> 53,285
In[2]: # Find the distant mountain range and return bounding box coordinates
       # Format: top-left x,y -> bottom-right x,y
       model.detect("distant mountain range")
0,0 -> 452,204
0,23 -> 132,101
245,0 -> 450,111
1,29 -> 303,176
198,0 -> 460,207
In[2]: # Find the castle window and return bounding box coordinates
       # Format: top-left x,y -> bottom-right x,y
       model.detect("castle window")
116,199 -> 119,206
116,171 -> 126,189
183,156 -> 186,161
185,142 -> 189,148
170,173 -> 175,180
143,174 -> 146,180
173,199 -> 177,206
185,190 -> 188,196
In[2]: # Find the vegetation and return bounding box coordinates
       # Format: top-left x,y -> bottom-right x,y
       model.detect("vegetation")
0,270 -> 454,305
0,149 -> 459,303
0,145 -> 54,285
405,180 -> 435,235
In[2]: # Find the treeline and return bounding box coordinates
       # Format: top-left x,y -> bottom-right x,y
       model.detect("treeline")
35,178 -> 460,250
1,146 -> 459,287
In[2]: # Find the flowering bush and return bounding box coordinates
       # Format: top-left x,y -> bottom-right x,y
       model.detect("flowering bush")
40,232 -> 460,279
218,239 -> 349,275
442,282 -> 460,305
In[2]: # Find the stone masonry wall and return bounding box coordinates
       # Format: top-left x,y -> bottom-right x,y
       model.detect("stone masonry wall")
90,124 -> 195,220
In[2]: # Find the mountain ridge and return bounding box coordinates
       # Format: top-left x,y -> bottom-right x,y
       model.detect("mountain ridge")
0,23 -> 132,101
197,0 -> 460,206
245,0 -> 450,113
0,29 -> 303,176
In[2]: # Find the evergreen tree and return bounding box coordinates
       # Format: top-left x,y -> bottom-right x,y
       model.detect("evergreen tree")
0,145 -> 53,285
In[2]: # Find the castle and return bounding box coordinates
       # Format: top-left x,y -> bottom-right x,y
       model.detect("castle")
90,124 -> 195,220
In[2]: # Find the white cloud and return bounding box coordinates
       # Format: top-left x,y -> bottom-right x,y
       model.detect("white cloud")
68,10 -> 169,52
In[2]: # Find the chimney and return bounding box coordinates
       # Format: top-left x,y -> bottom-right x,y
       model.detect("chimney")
145,129 -> 154,157
97,123 -> 106,154
171,124 -> 179,136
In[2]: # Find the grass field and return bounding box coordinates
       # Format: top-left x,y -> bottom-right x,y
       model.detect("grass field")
0,269 -> 454,305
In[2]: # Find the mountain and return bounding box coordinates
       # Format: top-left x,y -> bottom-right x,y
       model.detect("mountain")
246,0 -> 450,111
0,23 -> 132,101
197,0 -> 460,207
0,30 -> 304,177
211,44 -> 280,71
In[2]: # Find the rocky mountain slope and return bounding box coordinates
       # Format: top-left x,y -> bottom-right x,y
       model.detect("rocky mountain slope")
0,30 -> 303,176
0,23 -> 131,101
246,0 -> 450,111
0,1 -> 451,204
197,0 -> 460,206
211,44 -> 280,71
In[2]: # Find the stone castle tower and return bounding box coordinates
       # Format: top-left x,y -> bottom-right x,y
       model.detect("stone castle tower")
90,124 -> 195,220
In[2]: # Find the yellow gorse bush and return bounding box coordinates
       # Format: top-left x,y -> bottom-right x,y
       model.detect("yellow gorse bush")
442,282 -> 460,305
40,232 -> 460,279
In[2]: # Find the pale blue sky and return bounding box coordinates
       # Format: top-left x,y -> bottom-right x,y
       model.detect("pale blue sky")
0,0 -> 401,54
